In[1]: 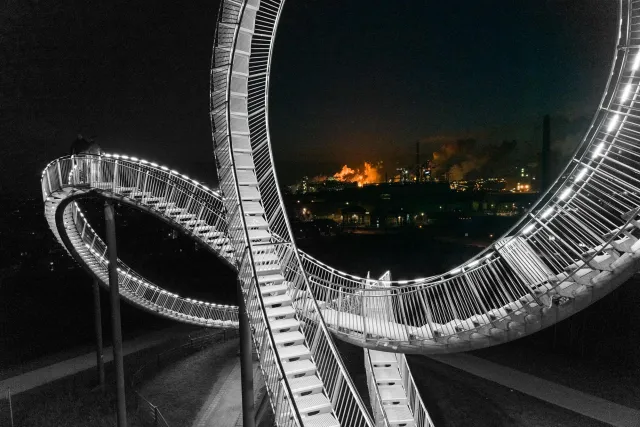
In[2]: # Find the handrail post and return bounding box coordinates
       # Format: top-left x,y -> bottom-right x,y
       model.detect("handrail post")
56,159 -> 63,187
237,277 -> 255,427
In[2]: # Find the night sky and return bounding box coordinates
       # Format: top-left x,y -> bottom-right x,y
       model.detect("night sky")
1,0 -> 617,193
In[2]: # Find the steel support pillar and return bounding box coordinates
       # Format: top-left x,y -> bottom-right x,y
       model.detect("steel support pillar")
104,201 -> 127,427
237,280 -> 255,427
93,279 -> 105,390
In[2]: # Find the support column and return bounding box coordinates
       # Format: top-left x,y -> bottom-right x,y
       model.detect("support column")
104,201 -> 127,427
237,280 -> 254,427
93,279 -> 105,390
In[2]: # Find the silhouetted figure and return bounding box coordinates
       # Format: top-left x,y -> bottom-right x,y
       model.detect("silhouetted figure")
70,134 -> 102,155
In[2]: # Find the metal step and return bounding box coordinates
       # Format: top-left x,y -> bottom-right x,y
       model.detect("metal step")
253,251 -> 278,263
262,294 -> 291,308
257,273 -> 285,285
379,385 -> 408,405
374,367 -> 402,384
265,305 -> 296,320
278,344 -> 311,361
370,350 -> 399,368
233,153 -> 254,169
296,393 -> 332,417
384,405 -> 415,427
301,413 -> 340,427
243,202 -> 265,215
237,169 -> 258,185
247,228 -> 270,242
259,283 -> 288,296
255,261 -> 282,276
288,375 -> 324,397
273,331 -> 305,346
270,318 -> 300,333
240,186 -> 261,201
283,359 -> 316,378
245,215 -> 269,229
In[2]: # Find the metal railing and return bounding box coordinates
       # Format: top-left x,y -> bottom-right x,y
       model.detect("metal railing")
396,354 -> 435,427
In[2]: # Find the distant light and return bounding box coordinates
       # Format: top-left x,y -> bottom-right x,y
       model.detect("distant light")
541,207 -> 554,219
592,142 -> 605,158
574,167 -> 588,182
523,224 -> 535,234
606,114 -> 619,132
559,188 -> 572,200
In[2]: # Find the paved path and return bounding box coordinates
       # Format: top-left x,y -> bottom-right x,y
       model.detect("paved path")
429,353 -> 640,427
192,356 -> 263,427
0,329 -> 184,395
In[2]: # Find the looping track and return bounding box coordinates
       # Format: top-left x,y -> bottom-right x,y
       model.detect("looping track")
41,1 -> 640,425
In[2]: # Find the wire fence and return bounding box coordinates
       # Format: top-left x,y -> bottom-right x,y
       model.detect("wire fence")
131,329 -> 239,427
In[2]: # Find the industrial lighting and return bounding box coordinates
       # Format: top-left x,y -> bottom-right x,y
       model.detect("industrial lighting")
621,84 -> 632,102
633,52 -> 640,71
541,207 -> 554,219
592,142 -> 605,158
559,188 -> 572,200
523,224 -> 535,234
606,114 -> 619,132
574,168 -> 588,182
467,260 -> 479,268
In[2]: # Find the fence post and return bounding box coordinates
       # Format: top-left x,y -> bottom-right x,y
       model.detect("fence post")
8,389 -> 14,427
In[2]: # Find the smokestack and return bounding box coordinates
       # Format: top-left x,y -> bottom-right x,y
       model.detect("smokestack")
541,115 -> 551,192
416,141 -> 420,183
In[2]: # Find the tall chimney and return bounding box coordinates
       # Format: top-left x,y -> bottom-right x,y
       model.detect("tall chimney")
416,141 -> 420,183
541,115 -> 551,192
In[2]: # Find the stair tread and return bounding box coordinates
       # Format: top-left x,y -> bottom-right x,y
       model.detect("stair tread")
384,405 -> 414,425
245,215 -> 268,228
278,344 -> 310,360
296,393 -> 332,413
270,318 -> 300,331
257,273 -> 285,284
283,359 -> 316,377
243,202 -> 264,215
374,367 -> 402,382
274,330 -> 304,345
262,294 -> 291,307
247,228 -> 270,240
301,413 -> 340,427
259,283 -> 288,295
379,384 -> 408,401
265,306 -> 296,319
370,351 -> 398,365
288,375 -> 324,394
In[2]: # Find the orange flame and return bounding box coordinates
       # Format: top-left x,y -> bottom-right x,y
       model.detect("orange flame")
333,162 -> 380,187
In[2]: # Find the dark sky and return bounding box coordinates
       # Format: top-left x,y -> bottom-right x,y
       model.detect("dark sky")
1,0 -> 617,193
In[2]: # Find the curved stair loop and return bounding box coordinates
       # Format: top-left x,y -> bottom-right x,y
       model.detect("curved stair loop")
41,156 -> 240,327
